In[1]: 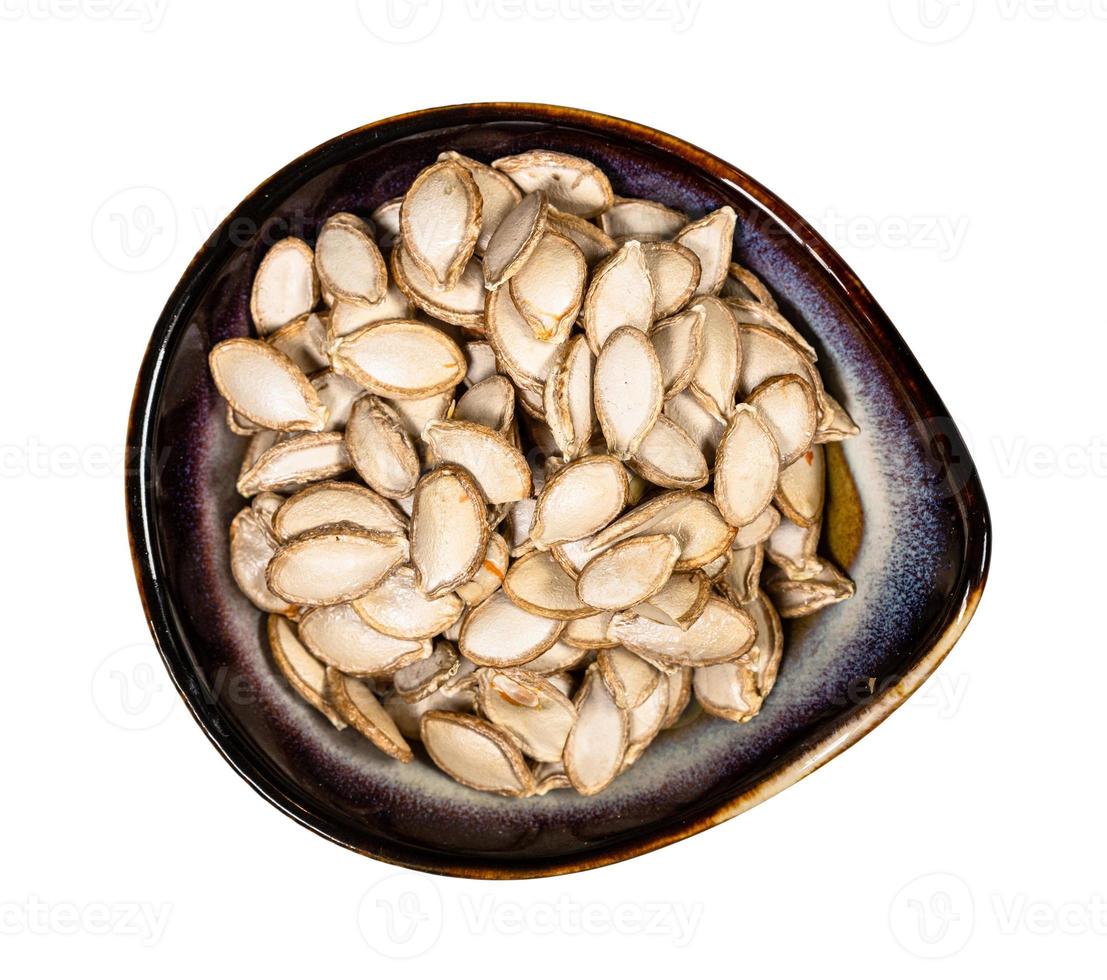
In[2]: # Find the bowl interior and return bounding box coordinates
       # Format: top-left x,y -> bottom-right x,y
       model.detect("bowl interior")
129,105 -> 987,877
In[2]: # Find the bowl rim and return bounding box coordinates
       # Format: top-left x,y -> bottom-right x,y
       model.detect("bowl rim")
125,101 -> 991,879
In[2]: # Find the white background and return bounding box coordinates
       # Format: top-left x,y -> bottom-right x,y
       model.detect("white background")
1,0 -> 1100,974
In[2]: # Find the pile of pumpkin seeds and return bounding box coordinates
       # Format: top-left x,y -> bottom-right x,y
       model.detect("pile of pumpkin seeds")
211,149 -> 859,798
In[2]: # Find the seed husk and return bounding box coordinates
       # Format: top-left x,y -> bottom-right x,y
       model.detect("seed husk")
688,296 -> 741,422
738,323 -> 820,399
385,389 -> 454,443
722,262 -> 776,308
267,615 -> 346,728
482,190 -> 549,288
353,566 -> 464,640
509,231 -> 586,343
594,325 -> 663,460
455,531 -> 509,606
273,481 -> 406,541
563,609 -> 617,650
600,198 -> 687,240
477,669 -> 577,763
597,647 -> 661,710
747,374 -> 818,466
485,285 -> 564,392
674,206 -> 737,296
523,639 -> 591,675
577,533 -> 681,611
454,374 -> 515,433
630,414 -> 709,490
326,667 -> 414,762
563,664 -> 628,796
459,589 -> 565,667
582,240 -> 655,354
589,491 -> 735,572
410,464 -> 490,598
632,570 -> 710,631
266,523 -> 407,606
311,370 -> 363,432
650,305 -> 705,398
663,388 -> 725,466
642,241 -> 701,318
731,504 -> 781,550
714,404 -> 781,528
230,507 -> 296,614
543,334 -> 595,460
370,198 -> 402,247
624,673 -> 670,758
547,209 -> 616,266
439,151 -> 523,253
815,392 -> 860,443
250,237 -> 319,334
328,285 -> 413,340
393,639 -> 461,703
391,246 -> 485,328
422,419 -> 531,504
329,318 -> 466,399
717,545 -> 764,606
660,667 -> 693,728
610,596 -> 755,667
493,150 -> 614,218
726,297 -> 817,361
315,212 -> 388,304
210,338 -> 327,432
775,443 -> 825,527
765,515 -> 824,580
504,550 -> 597,620
765,560 -> 855,618
694,657 -> 761,724
400,159 -> 481,289
268,312 -> 329,374
464,341 -> 499,387
237,431 -> 351,496
345,396 -> 421,500
421,711 -> 535,797
299,603 -> 427,676
530,454 -> 628,549
745,592 -> 785,698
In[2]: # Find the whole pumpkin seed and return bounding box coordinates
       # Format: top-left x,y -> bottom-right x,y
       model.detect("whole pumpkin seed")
250,237 -> 319,334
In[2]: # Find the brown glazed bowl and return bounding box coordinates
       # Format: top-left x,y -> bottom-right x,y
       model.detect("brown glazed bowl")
126,103 -> 990,878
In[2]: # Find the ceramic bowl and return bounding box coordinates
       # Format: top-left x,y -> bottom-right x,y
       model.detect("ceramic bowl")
126,103 -> 990,878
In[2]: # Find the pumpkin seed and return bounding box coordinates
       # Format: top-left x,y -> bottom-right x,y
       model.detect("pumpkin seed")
530,454 -> 628,549
509,231 -> 586,343
642,241 -> 701,318
745,592 -> 784,698
485,284 -> 564,392
765,514 -> 823,580
815,392 -> 860,443
410,464 -> 489,598
439,151 -> 523,253
455,532 -> 509,606
726,297 -> 817,361
610,596 -> 755,668
391,246 -> 485,328
250,237 -> 319,334
563,664 -> 628,795
477,669 -> 577,763
385,389 -> 454,442
384,661 -> 477,738
493,150 -> 614,218
299,603 -> 428,676
650,305 -> 705,398
400,159 -> 481,289
594,326 -> 663,460
230,507 -> 296,614
597,647 -> 661,710
660,667 -> 693,728
328,285 -> 413,339
674,206 -> 736,296
421,711 -> 535,797
464,341 -> 499,387
267,615 -> 346,728
353,566 -> 464,640
663,388 -> 725,466
273,481 -> 406,540
600,198 -> 687,240
210,338 -> 327,432
504,550 -> 596,620
393,639 -> 461,703
370,198 -> 403,248
576,534 -> 681,611
330,318 -> 466,399
459,589 -> 564,667
776,443 -> 825,527
315,212 -> 387,304
547,209 -> 616,266
311,370 -> 363,431
688,296 -> 741,422
482,190 -> 549,288
722,262 -> 776,308
632,570 -> 710,631
422,419 -> 531,504
746,374 -> 818,466
765,560 -> 855,618
582,240 -> 655,353
629,414 -> 709,490
731,504 -> 781,550
714,404 -> 781,528
345,396 -> 421,500
454,374 -> 515,433
237,431 -> 350,496
327,667 -> 414,762
268,312 -> 329,374
717,545 -> 764,606
563,609 -> 617,650
693,657 -> 760,724
624,673 -> 669,757
523,639 -> 591,675
543,334 -> 595,460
